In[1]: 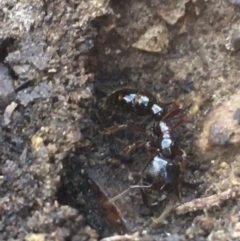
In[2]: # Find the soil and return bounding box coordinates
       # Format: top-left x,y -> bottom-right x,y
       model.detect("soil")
1,0 -> 240,240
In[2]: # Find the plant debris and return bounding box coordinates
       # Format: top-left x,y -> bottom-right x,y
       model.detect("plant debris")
176,187 -> 240,215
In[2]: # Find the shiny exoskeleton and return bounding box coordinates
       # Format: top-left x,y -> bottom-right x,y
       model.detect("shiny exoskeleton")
110,151 -> 186,206
140,153 -> 185,207
105,87 -> 168,120
144,155 -> 181,193
104,87 -> 183,159
104,87 -> 186,205
152,121 -> 179,159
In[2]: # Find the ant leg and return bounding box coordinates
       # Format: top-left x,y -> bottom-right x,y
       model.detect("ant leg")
122,140 -> 146,155
141,189 -> 150,207
122,139 -> 158,155
146,141 -> 159,154
128,141 -> 159,174
176,182 -> 182,202
126,141 -> 159,174
145,141 -> 159,162
104,124 -> 145,135
160,101 -> 183,120
170,116 -> 188,130
162,100 -> 180,109
132,184 -> 152,207
110,188 -> 131,202
177,149 -> 187,174
122,139 -> 159,159
162,108 -> 181,120
110,184 -> 152,202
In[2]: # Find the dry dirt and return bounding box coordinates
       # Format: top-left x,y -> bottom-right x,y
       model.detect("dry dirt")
1,0 -> 240,240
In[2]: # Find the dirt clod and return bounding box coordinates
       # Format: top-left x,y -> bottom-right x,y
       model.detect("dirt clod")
196,92 -> 240,161
0,63 -> 15,109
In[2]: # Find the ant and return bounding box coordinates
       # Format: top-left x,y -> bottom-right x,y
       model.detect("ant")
103,87 -> 188,206
104,87 -> 185,160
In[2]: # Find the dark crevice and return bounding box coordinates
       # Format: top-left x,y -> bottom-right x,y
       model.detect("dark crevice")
55,148 -> 127,239
0,37 -> 15,62
3,63 -> 18,80
0,37 -> 19,85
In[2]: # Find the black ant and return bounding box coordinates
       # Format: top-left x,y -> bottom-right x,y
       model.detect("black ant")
104,87 -> 185,160
104,87 -> 181,121
102,87 -> 188,206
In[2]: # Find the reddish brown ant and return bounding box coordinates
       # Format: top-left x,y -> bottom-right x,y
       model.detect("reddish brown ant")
103,87 -> 187,206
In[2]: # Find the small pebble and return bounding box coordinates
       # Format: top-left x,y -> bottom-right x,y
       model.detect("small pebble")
25,233 -> 46,241
220,162 -> 229,169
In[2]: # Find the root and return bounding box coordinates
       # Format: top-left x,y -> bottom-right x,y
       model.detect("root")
175,187 -> 240,215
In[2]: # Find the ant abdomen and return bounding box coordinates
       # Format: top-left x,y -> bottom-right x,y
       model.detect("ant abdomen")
105,88 -> 167,120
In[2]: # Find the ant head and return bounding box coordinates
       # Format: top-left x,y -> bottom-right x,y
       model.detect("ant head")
102,97 -> 115,111
104,91 -> 121,109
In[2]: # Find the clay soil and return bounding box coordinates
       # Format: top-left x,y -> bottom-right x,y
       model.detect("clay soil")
1,0 -> 240,240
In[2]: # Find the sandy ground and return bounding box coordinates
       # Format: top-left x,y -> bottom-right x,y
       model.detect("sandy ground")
1,0 -> 240,240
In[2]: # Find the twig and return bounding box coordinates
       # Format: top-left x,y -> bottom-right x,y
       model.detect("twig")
175,188 -> 239,215
100,231 -> 155,241
102,190 -> 240,241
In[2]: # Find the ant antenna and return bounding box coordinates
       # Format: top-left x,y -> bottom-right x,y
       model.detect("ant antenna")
110,184 -> 152,202
110,189 -> 130,202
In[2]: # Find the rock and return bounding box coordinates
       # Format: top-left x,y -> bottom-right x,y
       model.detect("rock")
157,0 -> 190,26
132,23 -> 169,53
0,64 -> 15,109
196,92 -> 240,159
17,82 -> 51,107
3,101 -> 18,126
6,30 -> 50,71
186,216 -> 215,239
25,233 -> 46,241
